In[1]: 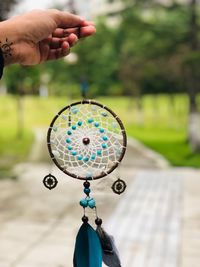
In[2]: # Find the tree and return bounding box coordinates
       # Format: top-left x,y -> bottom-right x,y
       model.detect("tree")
4,65 -> 40,138
183,0 -> 200,151
0,0 -> 18,21
68,19 -> 120,96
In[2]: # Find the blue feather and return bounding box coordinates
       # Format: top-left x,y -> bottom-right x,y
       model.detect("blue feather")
73,222 -> 102,267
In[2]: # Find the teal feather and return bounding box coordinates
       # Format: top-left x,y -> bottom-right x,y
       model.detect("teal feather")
73,222 -> 102,267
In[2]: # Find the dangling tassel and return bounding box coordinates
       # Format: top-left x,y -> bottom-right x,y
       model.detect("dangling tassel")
95,218 -> 121,267
73,216 -> 102,267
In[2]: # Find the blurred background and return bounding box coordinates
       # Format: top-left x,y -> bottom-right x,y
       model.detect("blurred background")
0,1 -> 200,267
0,0 -> 200,174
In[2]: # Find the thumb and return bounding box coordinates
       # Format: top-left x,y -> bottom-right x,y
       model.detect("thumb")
48,9 -> 84,28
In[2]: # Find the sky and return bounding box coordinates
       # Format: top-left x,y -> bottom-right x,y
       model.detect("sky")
13,0 -> 98,19
14,0 -> 57,14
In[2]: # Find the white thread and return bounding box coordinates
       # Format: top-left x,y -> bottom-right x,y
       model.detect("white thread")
49,103 -> 125,178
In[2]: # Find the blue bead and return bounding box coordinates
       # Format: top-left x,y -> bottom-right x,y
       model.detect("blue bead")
72,108 -> 78,114
97,150 -> 102,156
66,138 -> 71,144
99,128 -> 105,133
77,155 -> 83,160
67,130 -> 72,135
68,145 -> 72,150
86,172 -> 93,179
102,143 -> 107,149
71,151 -> 77,156
88,118 -> 93,124
88,198 -> 96,209
80,199 -> 88,208
84,188 -> 91,194
101,112 -> 108,117
112,122 -> 117,128
91,154 -> 96,160
94,122 -> 99,127
91,106 -> 97,111
83,157 -> 89,162
72,125 -> 76,130
77,121 -> 82,126
61,115 -> 67,121
102,136 -> 108,141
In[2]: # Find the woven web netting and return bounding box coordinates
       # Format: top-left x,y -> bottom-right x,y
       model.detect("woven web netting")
48,102 -> 126,179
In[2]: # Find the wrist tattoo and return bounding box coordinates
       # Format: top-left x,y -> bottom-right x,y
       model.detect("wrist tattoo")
0,38 -> 13,58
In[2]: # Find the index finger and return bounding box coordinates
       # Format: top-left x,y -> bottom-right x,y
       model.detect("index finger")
52,25 -> 96,38
48,9 -> 85,28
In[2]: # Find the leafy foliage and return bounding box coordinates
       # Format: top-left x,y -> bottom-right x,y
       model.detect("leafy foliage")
3,1 -> 200,99
0,0 -> 18,20
5,65 -> 40,95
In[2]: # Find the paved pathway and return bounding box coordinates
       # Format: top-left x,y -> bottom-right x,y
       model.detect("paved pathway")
0,138 -> 199,267
106,169 -> 182,267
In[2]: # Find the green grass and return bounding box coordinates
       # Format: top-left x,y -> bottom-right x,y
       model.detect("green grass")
0,94 -> 200,174
0,95 -> 33,176
99,94 -> 200,167
127,126 -> 200,167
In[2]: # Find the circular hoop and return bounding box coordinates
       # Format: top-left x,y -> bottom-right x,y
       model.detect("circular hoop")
47,100 -> 127,180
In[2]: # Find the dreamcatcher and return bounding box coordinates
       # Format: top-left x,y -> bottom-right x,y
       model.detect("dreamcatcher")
44,100 -> 127,266
43,99 -> 127,266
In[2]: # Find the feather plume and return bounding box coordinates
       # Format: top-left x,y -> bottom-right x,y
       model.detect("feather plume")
96,226 -> 121,267
73,222 -> 102,267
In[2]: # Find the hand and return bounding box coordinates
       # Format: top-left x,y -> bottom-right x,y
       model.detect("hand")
0,9 -> 96,66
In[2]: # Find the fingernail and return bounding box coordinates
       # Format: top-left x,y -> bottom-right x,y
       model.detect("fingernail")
72,38 -> 78,46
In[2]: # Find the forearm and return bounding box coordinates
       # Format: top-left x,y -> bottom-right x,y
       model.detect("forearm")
0,20 -> 20,66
